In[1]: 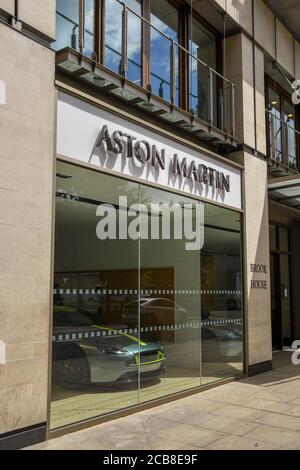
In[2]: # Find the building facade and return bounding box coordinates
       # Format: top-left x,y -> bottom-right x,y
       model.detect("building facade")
0,0 -> 299,449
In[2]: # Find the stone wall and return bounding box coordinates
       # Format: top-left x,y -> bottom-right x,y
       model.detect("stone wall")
0,23 -> 55,438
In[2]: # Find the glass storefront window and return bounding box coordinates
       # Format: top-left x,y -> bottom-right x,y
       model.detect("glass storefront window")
51,161 -> 244,430
201,205 -> 243,383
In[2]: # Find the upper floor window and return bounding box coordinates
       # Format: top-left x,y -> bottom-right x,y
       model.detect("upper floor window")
150,0 -> 180,105
84,0 -> 95,57
54,1 -> 234,135
55,0 -> 80,51
104,0 -> 142,85
55,0 -> 95,57
267,79 -> 299,171
189,15 -> 217,124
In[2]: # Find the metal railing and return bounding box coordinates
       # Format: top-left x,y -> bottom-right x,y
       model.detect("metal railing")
267,109 -> 300,171
55,0 -> 236,136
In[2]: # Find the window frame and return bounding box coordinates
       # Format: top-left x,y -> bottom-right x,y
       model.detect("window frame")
266,75 -> 300,170
97,0 -> 221,111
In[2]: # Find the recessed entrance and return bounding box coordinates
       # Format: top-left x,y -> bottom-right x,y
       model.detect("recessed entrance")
270,224 -> 293,350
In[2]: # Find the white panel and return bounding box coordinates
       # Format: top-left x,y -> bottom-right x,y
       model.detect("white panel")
57,92 -> 242,210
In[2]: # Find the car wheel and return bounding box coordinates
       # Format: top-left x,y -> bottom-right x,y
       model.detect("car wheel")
55,345 -> 90,386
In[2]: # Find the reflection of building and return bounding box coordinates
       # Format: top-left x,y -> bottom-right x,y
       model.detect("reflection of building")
0,0 -> 300,449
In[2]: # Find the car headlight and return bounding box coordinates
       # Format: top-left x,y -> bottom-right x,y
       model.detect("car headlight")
96,345 -> 125,354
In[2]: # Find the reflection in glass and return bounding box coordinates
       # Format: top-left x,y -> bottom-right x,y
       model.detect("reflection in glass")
55,0 -> 80,51
51,162 -> 140,429
84,0 -> 95,57
201,205 -> 243,384
51,162 -> 244,429
104,0 -> 142,85
139,187 -> 201,401
189,17 -> 217,123
268,88 -> 282,162
284,100 -> 297,170
150,0 -> 179,105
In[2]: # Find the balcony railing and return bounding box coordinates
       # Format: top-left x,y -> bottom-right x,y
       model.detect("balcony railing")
267,109 -> 300,172
55,0 -> 236,141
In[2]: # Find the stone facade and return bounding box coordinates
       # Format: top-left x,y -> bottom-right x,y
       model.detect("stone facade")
0,0 -> 299,448
0,14 -> 55,442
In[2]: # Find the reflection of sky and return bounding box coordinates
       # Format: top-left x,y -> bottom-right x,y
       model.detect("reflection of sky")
104,0 -> 142,83
55,0 -> 217,110
150,11 -> 179,103
84,0 -> 95,56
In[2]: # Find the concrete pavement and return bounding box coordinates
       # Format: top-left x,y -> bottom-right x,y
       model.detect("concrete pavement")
26,351 -> 300,450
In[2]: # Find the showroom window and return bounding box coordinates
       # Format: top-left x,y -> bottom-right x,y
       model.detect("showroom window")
51,161 -> 244,430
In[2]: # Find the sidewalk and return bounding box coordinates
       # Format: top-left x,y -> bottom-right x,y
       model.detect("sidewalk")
26,352 -> 300,450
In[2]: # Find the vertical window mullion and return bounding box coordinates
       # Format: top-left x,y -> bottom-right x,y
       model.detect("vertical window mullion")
142,0 -> 150,89
95,0 -> 103,63
179,4 -> 189,111
79,0 -> 85,54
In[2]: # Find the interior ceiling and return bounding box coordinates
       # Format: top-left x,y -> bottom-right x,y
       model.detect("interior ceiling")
264,0 -> 300,42
56,161 -> 241,232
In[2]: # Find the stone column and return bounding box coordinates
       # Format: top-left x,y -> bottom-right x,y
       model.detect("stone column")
0,22 -> 55,448
225,31 -> 273,374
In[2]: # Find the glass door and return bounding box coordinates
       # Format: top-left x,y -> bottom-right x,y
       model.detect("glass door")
270,253 -> 282,350
269,225 -> 293,350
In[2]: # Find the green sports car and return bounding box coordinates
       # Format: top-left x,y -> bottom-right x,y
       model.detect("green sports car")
52,309 -> 166,385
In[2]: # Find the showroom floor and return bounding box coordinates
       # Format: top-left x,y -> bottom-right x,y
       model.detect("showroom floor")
26,352 -> 300,450
50,361 -> 243,429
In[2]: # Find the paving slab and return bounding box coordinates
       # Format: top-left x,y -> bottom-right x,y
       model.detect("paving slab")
25,351 -> 300,450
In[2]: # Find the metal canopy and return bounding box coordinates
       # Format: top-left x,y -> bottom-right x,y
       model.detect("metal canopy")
268,174 -> 300,210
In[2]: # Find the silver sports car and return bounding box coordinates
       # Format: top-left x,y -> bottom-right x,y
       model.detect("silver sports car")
52,309 -> 166,385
